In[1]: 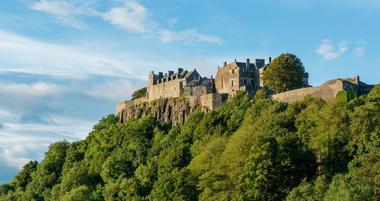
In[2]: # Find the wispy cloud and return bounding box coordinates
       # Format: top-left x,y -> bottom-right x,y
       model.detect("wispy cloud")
354,46 -> 366,58
28,0 -> 222,44
315,39 -> 348,60
160,29 -> 223,45
167,17 -> 178,26
0,30 -> 140,78
31,0 -> 88,28
0,82 -> 65,98
102,0 -> 150,33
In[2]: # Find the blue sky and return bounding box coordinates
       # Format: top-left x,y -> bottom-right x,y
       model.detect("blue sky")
0,0 -> 379,183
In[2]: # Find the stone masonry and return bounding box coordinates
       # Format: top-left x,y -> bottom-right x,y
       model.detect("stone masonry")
272,76 -> 372,103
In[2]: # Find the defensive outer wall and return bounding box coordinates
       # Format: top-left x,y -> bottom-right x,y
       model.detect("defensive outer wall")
271,76 -> 372,103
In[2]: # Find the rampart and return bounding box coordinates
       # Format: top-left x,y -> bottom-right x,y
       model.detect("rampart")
272,77 -> 368,103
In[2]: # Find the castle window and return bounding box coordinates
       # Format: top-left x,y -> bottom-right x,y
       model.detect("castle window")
231,80 -> 234,87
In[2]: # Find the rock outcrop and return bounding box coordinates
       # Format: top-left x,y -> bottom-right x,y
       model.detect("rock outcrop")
117,94 -> 227,125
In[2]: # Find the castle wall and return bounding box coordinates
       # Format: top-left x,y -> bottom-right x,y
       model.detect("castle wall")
200,93 -> 227,110
116,96 -> 147,115
215,64 -> 241,95
147,79 -> 182,101
272,79 -> 345,103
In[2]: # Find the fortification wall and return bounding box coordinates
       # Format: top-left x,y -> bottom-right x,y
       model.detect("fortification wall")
215,65 -> 239,94
272,79 -> 344,103
147,79 -> 182,101
116,97 -> 147,115
200,93 -> 227,110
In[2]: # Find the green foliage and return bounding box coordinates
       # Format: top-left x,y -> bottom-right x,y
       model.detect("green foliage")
262,53 -> 307,92
12,161 -> 38,190
1,85 -> 380,201
132,87 -> 147,100
61,185 -> 92,201
336,90 -> 358,103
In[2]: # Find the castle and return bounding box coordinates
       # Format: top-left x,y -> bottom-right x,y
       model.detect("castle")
145,57 -> 308,101
116,57 -> 309,124
116,57 -> 371,125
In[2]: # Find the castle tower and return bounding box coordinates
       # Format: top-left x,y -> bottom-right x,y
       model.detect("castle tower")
147,71 -> 156,100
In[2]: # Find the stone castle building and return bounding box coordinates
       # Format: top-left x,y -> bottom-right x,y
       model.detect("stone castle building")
145,57 -> 309,101
116,58 -> 278,124
116,57 -> 371,125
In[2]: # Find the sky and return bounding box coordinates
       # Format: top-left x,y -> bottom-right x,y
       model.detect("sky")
0,0 -> 379,183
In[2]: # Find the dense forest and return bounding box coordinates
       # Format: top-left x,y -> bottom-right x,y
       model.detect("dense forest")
1,85 -> 379,201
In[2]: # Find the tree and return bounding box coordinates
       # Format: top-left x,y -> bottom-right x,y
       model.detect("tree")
262,53 -> 307,93
132,87 -> 147,100
61,185 -> 92,201
12,161 -> 38,190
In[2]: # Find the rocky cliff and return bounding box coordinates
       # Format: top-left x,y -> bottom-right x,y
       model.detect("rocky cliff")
118,97 -> 206,125
117,93 -> 227,125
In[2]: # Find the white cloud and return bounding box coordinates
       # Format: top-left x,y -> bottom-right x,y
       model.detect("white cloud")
167,18 -> 178,26
0,82 -> 65,98
0,113 -> 93,169
28,1 -> 222,44
30,0 -> 151,33
160,29 -> 223,45
102,0 -> 149,33
31,0 -> 88,28
354,46 -> 366,58
315,39 -> 348,60
85,79 -> 143,101
0,30 -> 141,78
0,139 -> 48,168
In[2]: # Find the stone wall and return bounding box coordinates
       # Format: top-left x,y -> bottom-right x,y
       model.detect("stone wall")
200,93 -> 227,110
272,78 -> 347,103
116,97 -> 147,115
215,63 -> 240,94
147,79 -> 182,101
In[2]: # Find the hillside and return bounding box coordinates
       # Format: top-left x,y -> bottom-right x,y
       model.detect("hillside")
1,86 -> 380,201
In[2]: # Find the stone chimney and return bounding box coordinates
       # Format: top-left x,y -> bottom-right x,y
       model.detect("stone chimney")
158,72 -> 163,78
269,57 -> 272,63
246,58 -> 250,68
168,70 -> 174,76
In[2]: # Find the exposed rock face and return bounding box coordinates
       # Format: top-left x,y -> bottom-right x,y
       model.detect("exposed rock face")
118,97 -> 207,125
117,93 -> 227,125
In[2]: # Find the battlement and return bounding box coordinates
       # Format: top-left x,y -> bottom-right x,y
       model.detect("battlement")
148,68 -> 190,85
